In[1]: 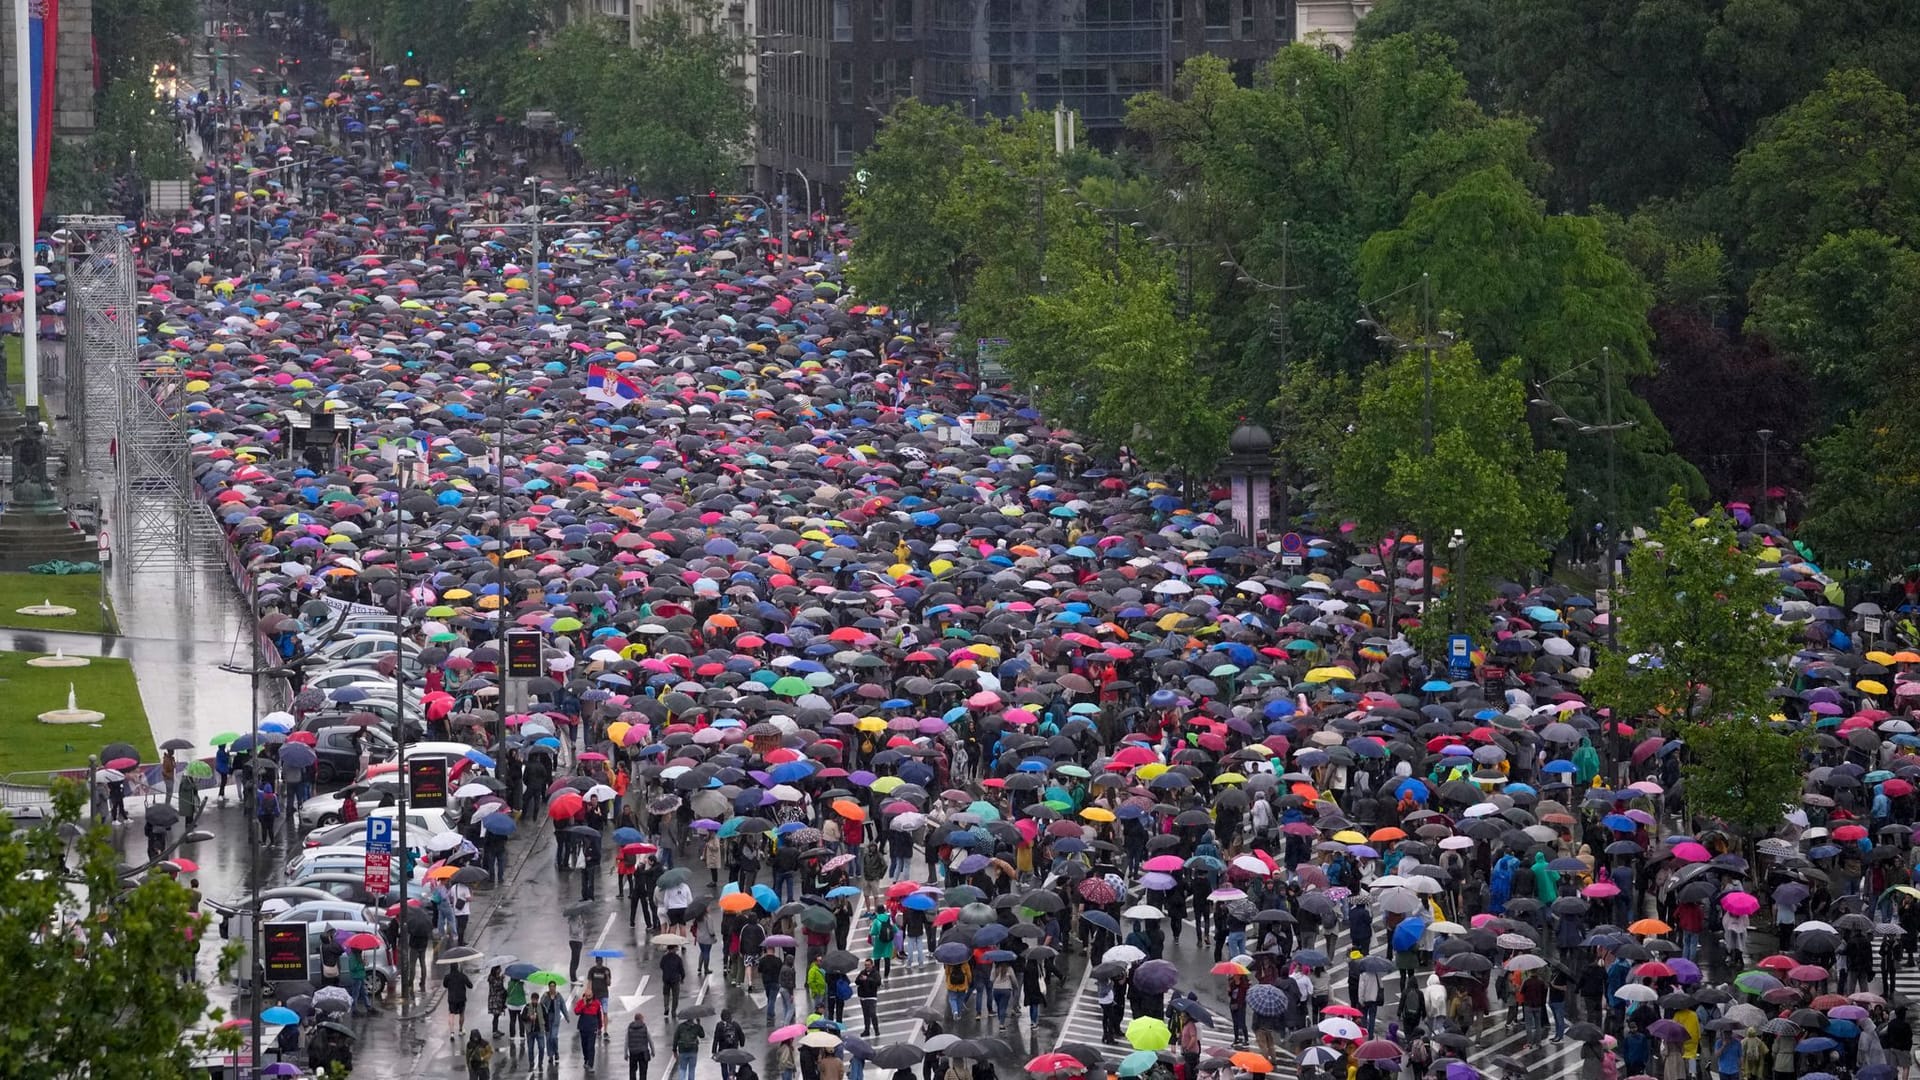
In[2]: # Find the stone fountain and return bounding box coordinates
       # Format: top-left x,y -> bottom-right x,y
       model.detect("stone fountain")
38,683 -> 104,725
26,649 -> 88,668
14,598 -> 76,617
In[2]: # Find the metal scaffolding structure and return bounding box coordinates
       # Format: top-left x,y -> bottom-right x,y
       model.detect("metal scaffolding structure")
60,216 -> 210,573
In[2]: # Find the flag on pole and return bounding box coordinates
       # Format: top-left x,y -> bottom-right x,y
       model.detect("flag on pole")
25,0 -> 58,228
584,365 -> 642,405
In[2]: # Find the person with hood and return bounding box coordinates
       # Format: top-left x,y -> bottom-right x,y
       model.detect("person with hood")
1532,851 -> 1560,905
1490,853 -> 1520,914
869,908 -> 897,978
626,1012 -> 654,1080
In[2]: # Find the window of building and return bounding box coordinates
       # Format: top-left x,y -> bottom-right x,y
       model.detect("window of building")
597,0 -> 629,16
894,0 -> 915,39
836,60 -> 854,103
833,0 -> 852,41
1204,0 -> 1231,40
871,0 -> 888,40
1241,0 -> 1254,38
834,121 -> 855,165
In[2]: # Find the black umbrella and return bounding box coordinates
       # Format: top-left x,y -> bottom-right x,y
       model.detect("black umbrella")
871,1045 -> 924,1069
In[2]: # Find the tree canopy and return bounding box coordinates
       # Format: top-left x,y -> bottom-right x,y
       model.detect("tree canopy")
1587,493 -> 1790,729
0,782 -> 238,1078
506,10 -> 748,195
1332,338 -> 1567,639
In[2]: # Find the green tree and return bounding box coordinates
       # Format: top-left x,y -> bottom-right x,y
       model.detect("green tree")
1746,229 -> 1920,427
0,782 -> 238,1077
1587,493 -> 1790,729
1799,400 -> 1920,577
1682,717 -> 1808,851
1332,338 -> 1567,639
1124,38 -> 1538,383
93,0 -> 196,84
1355,166 -> 1704,524
1360,0 -> 1920,211
844,103 -> 1028,319
507,9 -> 748,195
1729,69 -> 1920,273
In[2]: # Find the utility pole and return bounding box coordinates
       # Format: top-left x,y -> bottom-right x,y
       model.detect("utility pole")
1532,346 -> 1636,649
1222,224 -> 1305,530
1358,273 -> 1453,654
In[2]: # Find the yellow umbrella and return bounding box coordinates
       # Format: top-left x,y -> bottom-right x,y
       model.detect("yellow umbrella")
1080,806 -> 1116,822
1859,679 -> 1889,696
1213,772 -> 1248,785
1303,666 -> 1357,683
855,717 -> 887,733
870,776 -> 905,794
1136,763 -> 1168,780
1331,830 -> 1368,845
1866,650 -> 1897,665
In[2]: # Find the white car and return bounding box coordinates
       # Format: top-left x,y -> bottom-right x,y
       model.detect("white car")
302,807 -> 455,850
310,633 -> 425,671
305,667 -> 425,710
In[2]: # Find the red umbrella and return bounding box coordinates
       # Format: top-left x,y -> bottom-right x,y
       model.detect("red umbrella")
1026,1054 -> 1088,1074
344,932 -> 382,950
548,791 -> 585,818
1077,877 -> 1118,904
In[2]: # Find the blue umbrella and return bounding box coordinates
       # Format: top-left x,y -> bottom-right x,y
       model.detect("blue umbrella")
260,1006 -> 301,1025
613,827 -> 644,844
465,749 -> 496,768
1601,814 -> 1637,832
1797,1038 -> 1839,1053
505,962 -> 540,980
827,886 -> 861,899
1392,917 -> 1426,952
590,948 -> 624,959
481,812 -> 516,837
902,893 -> 937,911
753,884 -> 780,911
717,818 -> 749,838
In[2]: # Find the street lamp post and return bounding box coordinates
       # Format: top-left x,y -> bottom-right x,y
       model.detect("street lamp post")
1358,274 -> 1452,648
1756,428 -> 1775,526
758,49 -> 803,264
387,449 -> 418,1013
1532,347 -> 1637,648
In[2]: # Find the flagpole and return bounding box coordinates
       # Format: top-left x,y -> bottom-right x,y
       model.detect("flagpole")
14,0 -> 38,412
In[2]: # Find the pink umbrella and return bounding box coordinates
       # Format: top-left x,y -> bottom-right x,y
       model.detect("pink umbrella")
1142,855 -> 1185,872
1720,891 -> 1761,916
1670,841 -> 1711,863
1583,881 -> 1621,898
1788,964 -> 1830,982
769,1024 -> 806,1043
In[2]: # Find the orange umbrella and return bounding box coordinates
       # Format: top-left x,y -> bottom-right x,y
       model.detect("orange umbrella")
1368,826 -> 1408,842
719,892 -> 758,913
1628,917 -> 1672,935
831,799 -> 867,822
1230,1052 -> 1272,1073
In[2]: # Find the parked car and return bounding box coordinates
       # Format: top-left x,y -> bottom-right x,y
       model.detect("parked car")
302,807 -> 454,850
307,725 -> 395,784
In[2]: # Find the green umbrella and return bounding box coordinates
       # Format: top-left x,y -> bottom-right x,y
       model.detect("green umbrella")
1126,1016 -> 1170,1051
551,617 -> 584,632
527,971 -> 569,987
209,732 -> 241,747
185,760 -> 215,779
771,676 -> 808,697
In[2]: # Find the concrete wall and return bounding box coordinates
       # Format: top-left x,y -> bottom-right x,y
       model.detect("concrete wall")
0,0 -> 98,136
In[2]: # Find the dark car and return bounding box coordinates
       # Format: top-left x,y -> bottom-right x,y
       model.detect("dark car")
309,725 -> 395,784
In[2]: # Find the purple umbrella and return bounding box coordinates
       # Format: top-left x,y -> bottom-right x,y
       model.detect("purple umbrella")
1132,958 -> 1180,994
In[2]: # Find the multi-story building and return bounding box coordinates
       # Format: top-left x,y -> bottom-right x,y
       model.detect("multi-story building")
741,0 -> 1366,206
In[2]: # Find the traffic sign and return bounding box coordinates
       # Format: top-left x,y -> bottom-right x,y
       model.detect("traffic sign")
1281,554 -> 1303,567
364,816 -> 393,895
1447,634 -> 1474,675
1280,532 -> 1305,555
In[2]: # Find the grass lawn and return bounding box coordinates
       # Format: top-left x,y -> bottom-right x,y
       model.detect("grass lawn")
0,573 -> 109,634
0,649 -> 152,774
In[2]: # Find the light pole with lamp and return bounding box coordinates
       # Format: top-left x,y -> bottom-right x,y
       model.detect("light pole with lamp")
757,48 -> 803,264
1530,346 -> 1637,648
1357,274 -> 1453,648
1756,428 -> 1776,526
383,445 -> 421,1013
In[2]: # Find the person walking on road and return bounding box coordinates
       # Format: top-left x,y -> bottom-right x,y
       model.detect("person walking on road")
660,943 -> 687,1017
856,960 -> 882,1037
626,1012 -> 653,1080
713,1009 -> 746,1080
442,965 -> 474,1040
672,1013 -> 707,1080
575,992 -> 604,1069
463,1029 -> 492,1080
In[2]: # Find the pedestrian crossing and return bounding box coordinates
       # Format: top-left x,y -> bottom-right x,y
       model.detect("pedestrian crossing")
842,897 -> 945,1046
1051,921 -> 1591,1080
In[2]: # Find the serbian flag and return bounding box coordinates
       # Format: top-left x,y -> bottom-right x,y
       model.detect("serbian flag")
26,0 -> 58,228
584,364 -> 642,405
